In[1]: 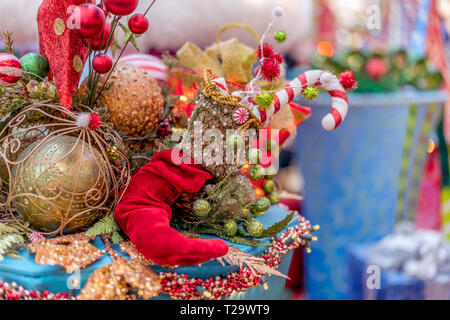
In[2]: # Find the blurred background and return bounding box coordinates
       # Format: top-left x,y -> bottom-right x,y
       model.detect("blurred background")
1,0 -> 450,300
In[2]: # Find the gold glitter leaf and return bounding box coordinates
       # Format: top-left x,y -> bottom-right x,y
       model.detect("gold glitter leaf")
79,254 -> 161,300
217,246 -> 288,279
119,241 -> 155,266
28,234 -> 105,273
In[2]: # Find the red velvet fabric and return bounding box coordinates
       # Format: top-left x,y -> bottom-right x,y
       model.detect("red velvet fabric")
114,149 -> 229,266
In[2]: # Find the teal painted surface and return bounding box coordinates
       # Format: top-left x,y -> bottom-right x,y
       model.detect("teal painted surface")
0,206 -> 296,299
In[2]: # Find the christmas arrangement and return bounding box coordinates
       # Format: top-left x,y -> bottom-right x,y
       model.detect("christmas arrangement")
0,1 -> 355,300
311,49 -> 443,93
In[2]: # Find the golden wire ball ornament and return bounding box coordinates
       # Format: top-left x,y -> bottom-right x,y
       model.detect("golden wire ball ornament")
0,101 -> 131,235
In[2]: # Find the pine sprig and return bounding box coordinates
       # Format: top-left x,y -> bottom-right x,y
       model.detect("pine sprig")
255,211 -> 295,239
111,231 -> 124,244
0,220 -> 29,261
0,222 -> 25,236
2,31 -> 15,54
0,234 -> 25,262
86,215 -> 120,238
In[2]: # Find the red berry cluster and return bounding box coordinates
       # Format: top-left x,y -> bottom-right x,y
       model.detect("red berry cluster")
159,216 -> 313,300
157,118 -> 172,137
0,281 -> 72,300
71,0 -> 150,75
255,44 -> 284,82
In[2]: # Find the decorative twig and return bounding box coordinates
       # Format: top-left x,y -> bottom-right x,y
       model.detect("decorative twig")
94,0 -> 158,102
2,31 -> 15,55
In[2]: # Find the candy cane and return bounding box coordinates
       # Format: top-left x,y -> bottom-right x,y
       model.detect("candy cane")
252,70 -> 348,131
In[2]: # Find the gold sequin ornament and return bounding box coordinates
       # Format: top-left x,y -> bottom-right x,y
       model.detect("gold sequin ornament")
11,135 -> 110,233
95,63 -> 164,138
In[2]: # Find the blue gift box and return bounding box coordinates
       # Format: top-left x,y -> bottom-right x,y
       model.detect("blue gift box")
347,244 -> 425,300
0,205 -> 296,300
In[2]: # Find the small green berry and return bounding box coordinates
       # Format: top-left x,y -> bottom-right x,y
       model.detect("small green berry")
248,148 -> 262,164
245,218 -> 264,237
240,207 -> 250,219
262,179 -> 275,193
265,139 -> 275,152
193,199 -> 211,217
303,86 -> 319,100
249,164 -> 265,181
255,93 -> 274,110
274,31 -> 287,43
254,196 -> 271,213
223,219 -> 238,237
268,192 -> 280,205
265,166 -> 277,179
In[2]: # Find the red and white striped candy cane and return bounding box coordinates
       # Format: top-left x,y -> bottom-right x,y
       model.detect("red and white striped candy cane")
252,70 -> 348,131
0,53 -> 22,87
29,231 -> 45,243
120,53 -> 168,82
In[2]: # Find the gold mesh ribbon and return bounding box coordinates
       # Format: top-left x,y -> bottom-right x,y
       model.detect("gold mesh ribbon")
177,24 -> 259,84
202,68 -> 262,131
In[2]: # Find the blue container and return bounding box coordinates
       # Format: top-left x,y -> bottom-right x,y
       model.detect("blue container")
295,90 -> 448,299
0,206 -> 295,300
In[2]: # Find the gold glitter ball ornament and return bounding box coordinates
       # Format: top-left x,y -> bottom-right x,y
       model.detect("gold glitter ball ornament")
96,63 -> 164,137
11,135 -> 110,233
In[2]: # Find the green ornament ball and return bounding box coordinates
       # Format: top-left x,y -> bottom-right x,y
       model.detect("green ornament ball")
248,148 -> 262,164
193,199 -> 211,217
253,196 -> 271,213
255,93 -> 274,110
226,133 -> 243,149
223,219 -> 238,237
249,164 -> 265,181
303,86 -> 319,101
245,218 -> 264,237
262,179 -> 275,193
268,192 -> 280,205
20,53 -> 49,82
274,31 -> 287,43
